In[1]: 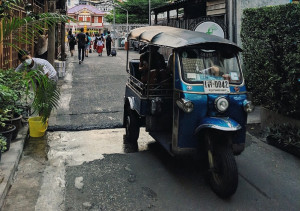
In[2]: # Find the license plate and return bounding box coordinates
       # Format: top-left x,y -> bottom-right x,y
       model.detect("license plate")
204,80 -> 230,93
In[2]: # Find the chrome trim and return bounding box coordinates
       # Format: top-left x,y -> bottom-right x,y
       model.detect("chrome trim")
214,96 -> 229,113
127,83 -> 146,99
195,124 -> 242,134
174,88 -> 247,95
128,97 -> 135,110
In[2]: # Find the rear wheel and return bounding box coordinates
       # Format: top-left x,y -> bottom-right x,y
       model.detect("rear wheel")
206,133 -> 238,198
124,107 -> 140,152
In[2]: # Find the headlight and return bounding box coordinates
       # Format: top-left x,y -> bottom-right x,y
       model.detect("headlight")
215,97 -> 229,113
243,100 -> 255,113
176,98 -> 194,113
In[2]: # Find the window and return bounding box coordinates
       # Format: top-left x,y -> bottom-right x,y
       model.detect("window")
180,48 -> 242,84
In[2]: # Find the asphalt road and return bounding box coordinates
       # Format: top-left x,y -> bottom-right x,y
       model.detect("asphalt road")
48,49 -> 139,131
3,49 -> 300,211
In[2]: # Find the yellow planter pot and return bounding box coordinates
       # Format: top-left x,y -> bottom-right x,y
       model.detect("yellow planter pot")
28,116 -> 48,137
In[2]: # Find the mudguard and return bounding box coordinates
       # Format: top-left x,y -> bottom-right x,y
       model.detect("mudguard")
126,97 -> 135,110
194,117 -> 241,135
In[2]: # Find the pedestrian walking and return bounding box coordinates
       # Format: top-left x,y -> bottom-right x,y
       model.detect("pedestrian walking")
97,36 -> 104,56
94,33 -> 99,52
76,28 -> 86,64
85,32 -> 91,57
105,31 -> 113,56
90,34 -> 95,52
68,32 -> 76,57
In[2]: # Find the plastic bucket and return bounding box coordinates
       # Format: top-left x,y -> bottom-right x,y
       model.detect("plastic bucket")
28,116 -> 48,137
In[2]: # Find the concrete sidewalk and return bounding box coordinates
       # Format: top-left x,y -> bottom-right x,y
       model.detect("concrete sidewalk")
0,126 -> 28,208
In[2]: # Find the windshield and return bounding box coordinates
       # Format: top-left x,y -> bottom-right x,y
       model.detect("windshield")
179,48 -> 242,84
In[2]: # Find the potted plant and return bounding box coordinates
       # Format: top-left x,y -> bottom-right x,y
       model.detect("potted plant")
0,110 -> 16,151
0,70 -> 30,140
22,69 -> 60,137
0,134 -> 7,162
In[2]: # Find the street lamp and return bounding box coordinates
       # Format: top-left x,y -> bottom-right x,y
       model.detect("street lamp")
113,3 -> 128,36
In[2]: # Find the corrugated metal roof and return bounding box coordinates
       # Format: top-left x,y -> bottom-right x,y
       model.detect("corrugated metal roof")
67,4 -> 106,15
128,26 -> 242,51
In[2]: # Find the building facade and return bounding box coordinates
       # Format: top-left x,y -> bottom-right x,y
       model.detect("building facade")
151,0 -> 291,46
67,4 -> 107,33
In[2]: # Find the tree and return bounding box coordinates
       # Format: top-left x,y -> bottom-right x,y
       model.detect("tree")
105,0 -> 169,24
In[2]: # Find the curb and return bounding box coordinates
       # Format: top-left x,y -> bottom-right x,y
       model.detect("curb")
0,125 -> 28,209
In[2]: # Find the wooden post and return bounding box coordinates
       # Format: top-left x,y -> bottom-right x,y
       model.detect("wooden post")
61,22 -> 66,61
9,17 -> 13,68
47,0 -> 56,65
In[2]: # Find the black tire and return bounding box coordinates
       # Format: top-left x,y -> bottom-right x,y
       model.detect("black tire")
124,107 -> 140,151
208,144 -> 238,198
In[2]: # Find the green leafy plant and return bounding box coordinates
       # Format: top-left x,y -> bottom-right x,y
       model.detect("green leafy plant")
0,1 -> 74,51
266,123 -> 300,148
0,134 -> 7,153
21,68 -> 60,124
0,109 -> 10,129
105,0 -> 168,24
0,69 -> 31,117
241,4 -> 300,119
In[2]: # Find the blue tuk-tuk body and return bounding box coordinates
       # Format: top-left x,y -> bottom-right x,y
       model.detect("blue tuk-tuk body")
123,26 -> 254,198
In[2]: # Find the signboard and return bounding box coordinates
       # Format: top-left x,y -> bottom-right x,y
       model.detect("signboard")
195,21 -> 225,38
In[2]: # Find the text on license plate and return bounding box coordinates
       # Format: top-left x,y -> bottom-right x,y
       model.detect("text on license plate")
204,80 -> 230,93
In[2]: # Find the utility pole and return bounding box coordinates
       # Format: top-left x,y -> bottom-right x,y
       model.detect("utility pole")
149,0 -> 151,25
48,0 -> 56,66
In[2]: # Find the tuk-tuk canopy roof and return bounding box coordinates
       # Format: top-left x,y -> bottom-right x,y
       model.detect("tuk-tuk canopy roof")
128,26 -> 242,52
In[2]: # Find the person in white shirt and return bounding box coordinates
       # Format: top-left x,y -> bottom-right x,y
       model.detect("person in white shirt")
16,50 -> 58,82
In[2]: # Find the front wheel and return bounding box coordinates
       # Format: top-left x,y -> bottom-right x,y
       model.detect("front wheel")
208,144 -> 238,198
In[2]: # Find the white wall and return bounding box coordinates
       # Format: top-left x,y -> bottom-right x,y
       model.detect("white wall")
235,0 -> 290,46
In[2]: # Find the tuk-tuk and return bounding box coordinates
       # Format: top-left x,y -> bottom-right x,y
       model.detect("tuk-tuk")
123,26 -> 254,198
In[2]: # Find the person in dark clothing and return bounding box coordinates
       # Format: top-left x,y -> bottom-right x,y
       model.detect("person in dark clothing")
105,31 -> 113,56
139,45 -> 166,83
68,31 -> 76,56
76,28 -> 86,64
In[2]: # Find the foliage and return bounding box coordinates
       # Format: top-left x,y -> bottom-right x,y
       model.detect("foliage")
0,134 -> 7,152
29,70 -> 60,123
0,110 -> 10,128
0,69 -> 31,117
241,4 -> 300,119
0,1 -> 63,124
266,124 -> 300,148
0,0 -> 74,51
0,67 -> 60,124
105,0 -> 168,24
